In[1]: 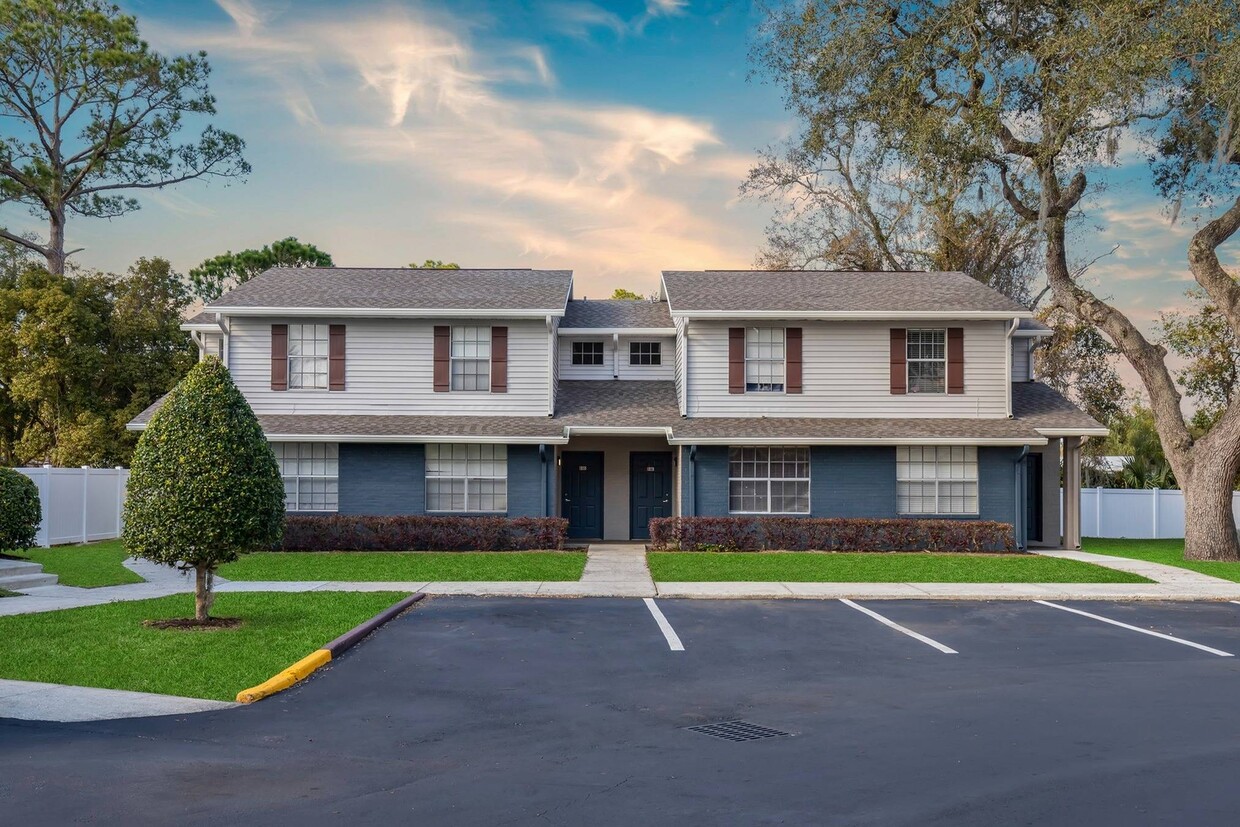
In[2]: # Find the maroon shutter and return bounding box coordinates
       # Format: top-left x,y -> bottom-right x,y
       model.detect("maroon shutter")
889,328 -> 907,395
328,324 -> 346,391
785,327 -> 802,393
947,327 -> 965,394
433,325 -> 450,392
491,326 -> 508,393
271,324 -> 288,391
728,327 -> 745,394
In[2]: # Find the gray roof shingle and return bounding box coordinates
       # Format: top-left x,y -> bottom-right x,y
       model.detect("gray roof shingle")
208,268 -> 573,312
560,300 -> 673,329
661,270 -> 1028,315
182,311 -> 220,326
1012,382 -> 1107,433
553,381 -> 678,427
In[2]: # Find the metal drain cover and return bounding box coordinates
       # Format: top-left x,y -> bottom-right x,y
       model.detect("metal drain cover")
686,721 -> 791,742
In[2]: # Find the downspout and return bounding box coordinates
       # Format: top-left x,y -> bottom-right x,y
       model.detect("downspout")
539,444 -> 549,517
1004,318 -> 1019,417
686,445 -> 697,516
612,332 -> 619,379
190,330 -> 205,361
1013,445 -> 1030,550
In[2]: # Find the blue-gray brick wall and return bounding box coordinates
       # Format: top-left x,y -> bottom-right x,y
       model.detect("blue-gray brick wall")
685,445 -> 1020,524
335,443 -> 550,517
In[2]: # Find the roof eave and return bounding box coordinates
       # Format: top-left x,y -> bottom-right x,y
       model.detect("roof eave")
203,306 -> 566,319
1033,427 -> 1110,437
668,310 -> 1034,321
668,435 -> 1046,446
558,327 -> 677,336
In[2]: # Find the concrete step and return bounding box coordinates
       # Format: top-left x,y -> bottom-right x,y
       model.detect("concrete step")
0,559 -> 45,578
0,572 -> 59,591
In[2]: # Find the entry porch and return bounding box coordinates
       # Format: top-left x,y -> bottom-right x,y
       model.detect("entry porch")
554,434 -> 678,542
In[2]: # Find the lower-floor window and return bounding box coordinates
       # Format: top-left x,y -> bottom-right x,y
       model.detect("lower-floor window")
728,446 -> 810,514
426,444 -> 508,512
896,445 -> 978,515
272,442 -> 339,512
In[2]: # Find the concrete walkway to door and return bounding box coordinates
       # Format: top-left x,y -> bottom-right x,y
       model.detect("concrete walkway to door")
568,543 -> 656,597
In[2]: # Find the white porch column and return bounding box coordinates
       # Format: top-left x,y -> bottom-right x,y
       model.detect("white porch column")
1063,437 -> 1082,549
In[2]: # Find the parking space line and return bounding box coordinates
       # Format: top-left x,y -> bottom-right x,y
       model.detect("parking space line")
839,599 -> 958,654
1034,600 -> 1235,657
643,598 -> 685,651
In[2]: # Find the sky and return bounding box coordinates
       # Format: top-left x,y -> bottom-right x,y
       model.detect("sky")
2,0 -> 1235,338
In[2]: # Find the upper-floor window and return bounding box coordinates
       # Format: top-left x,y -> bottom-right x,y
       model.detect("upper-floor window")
629,341 -> 661,366
572,341 -> 605,365
746,327 -> 785,392
728,446 -> 810,514
273,442 -> 338,512
907,329 -> 946,394
451,326 -> 491,391
288,324 -> 329,389
426,444 -> 507,512
896,446 -> 978,515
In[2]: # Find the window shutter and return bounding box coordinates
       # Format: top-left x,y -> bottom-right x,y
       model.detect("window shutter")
889,328 -> 907,395
328,325 -> 346,391
491,325 -> 508,393
786,327 -> 803,393
947,327 -> 965,394
433,325 -> 450,392
728,327 -> 745,394
271,324 -> 288,391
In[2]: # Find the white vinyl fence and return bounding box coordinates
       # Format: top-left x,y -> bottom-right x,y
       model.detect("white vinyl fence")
1069,486 -> 1240,540
15,466 -> 129,547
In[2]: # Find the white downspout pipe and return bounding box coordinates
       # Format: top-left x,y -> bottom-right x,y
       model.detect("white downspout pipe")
1004,318 -> 1019,417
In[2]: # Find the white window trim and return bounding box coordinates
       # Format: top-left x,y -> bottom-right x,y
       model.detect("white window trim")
727,446 -> 811,515
628,340 -> 662,366
273,442 -> 339,513
425,444 -> 509,513
744,326 -> 787,394
907,328 -> 947,396
287,323 -> 330,392
896,445 -> 979,516
571,340 -> 606,366
450,326 -> 492,393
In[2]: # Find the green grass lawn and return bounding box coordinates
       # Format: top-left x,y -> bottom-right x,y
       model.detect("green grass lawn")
646,551 -> 1151,583
1082,538 -> 1240,583
12,539 -> 143,587
219,551 -> 587,582
0,591 -> 408,700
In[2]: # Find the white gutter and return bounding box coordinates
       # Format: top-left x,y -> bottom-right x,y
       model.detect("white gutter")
565,426 -> 674,438
263,433 -> 568,445
558,327 -> 676,336
204,306 -> 566,319
1005,317 -> 1019,418
666,435 -> 1048,447
1034,427 -> 1110,437
667,310 -> 1034,321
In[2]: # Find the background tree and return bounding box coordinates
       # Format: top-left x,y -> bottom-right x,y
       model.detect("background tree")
754,0 -> 1240,560
123,357 -> 284,624
1160,287 -> 1240,431
409,260 -> 460,269
610,288 -> 644,300
190,237 -> 332,302
0,467 -> 40,554
0,0 -> 248,274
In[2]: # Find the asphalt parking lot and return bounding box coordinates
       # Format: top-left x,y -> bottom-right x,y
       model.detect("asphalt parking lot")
6,596 -> 1240,825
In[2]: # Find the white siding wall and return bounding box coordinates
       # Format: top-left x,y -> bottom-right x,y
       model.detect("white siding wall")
674,316 -> 687,414
684,319 -> 1010,418
1011,337 -> 1032,382
199,332 -> 224,361
548,316 -> 560,415
558,335 -> 675,381
228,317 -> 550,416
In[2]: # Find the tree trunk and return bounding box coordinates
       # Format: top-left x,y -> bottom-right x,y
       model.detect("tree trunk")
194,564 -> 215,622
45,208 -> 66,276
1182,463 -> 1240,562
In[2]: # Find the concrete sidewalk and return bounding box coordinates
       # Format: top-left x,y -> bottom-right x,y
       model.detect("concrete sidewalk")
0,678 -> 235,722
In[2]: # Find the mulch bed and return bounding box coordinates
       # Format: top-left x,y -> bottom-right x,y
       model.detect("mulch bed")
143,617 -> 243,631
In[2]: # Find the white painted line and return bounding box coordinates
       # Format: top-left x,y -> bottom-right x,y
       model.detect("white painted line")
1035,600 -> 1234,657
839,599 -> 957,654
643,598 -> 685,651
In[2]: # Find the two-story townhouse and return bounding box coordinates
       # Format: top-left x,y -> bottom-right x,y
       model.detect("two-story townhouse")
131,267 -> 1105,549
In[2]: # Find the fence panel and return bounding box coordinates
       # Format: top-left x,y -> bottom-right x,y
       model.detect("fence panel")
14,466 -> 129,547
1071,486 -> 1240,539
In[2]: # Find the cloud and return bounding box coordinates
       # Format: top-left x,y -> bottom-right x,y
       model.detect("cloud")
545,0 -> 690,40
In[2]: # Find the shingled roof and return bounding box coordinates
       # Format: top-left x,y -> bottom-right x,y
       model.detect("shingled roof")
207,268 -> 573,314
661,270 -> 1030,316
560,300 -> 674,330
1012,382 -> 1108,435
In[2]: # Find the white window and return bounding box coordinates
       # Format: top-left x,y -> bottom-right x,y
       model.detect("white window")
272,442 -> 338,512
426,444 -> 508,513
451,326 -> 491,391
728,446 -> 810,514
572,341 -> 605,365
897,446 -> 978,515
629,341 -> 661,366
907,329 -> 946,394
288,324 -> 329,389
745,328 -> 785,392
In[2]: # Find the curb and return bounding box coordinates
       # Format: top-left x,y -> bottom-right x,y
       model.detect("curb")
236,592 -> 426,704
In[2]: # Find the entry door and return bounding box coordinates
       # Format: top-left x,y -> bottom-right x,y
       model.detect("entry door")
562,452 -> 604,539
630,452 -> 673,540
1025,453 -> 1044,543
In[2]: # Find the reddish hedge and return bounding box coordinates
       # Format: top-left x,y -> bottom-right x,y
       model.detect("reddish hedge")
280,516 -> 568,551
648,516 -> 1015,553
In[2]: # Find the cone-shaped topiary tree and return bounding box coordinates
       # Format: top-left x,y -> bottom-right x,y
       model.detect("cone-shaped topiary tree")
123,357 -> 284,623
0,468 -> 41,553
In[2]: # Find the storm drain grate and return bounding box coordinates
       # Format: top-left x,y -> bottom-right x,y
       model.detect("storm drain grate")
686,721 -> 791,742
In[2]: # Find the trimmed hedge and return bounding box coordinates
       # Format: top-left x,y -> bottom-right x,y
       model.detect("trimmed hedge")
649,516 -> 1016,553
280,515 -> 569,551
0,468 -> 41,552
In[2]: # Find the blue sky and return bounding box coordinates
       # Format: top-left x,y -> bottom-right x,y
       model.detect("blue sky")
4,0 -> 1233,340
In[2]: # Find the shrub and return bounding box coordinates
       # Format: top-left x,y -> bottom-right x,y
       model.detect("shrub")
0,468 -> 41,552
123,357 -> 285,622
649,516 -> 1016,553
280,515 -> 569,552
